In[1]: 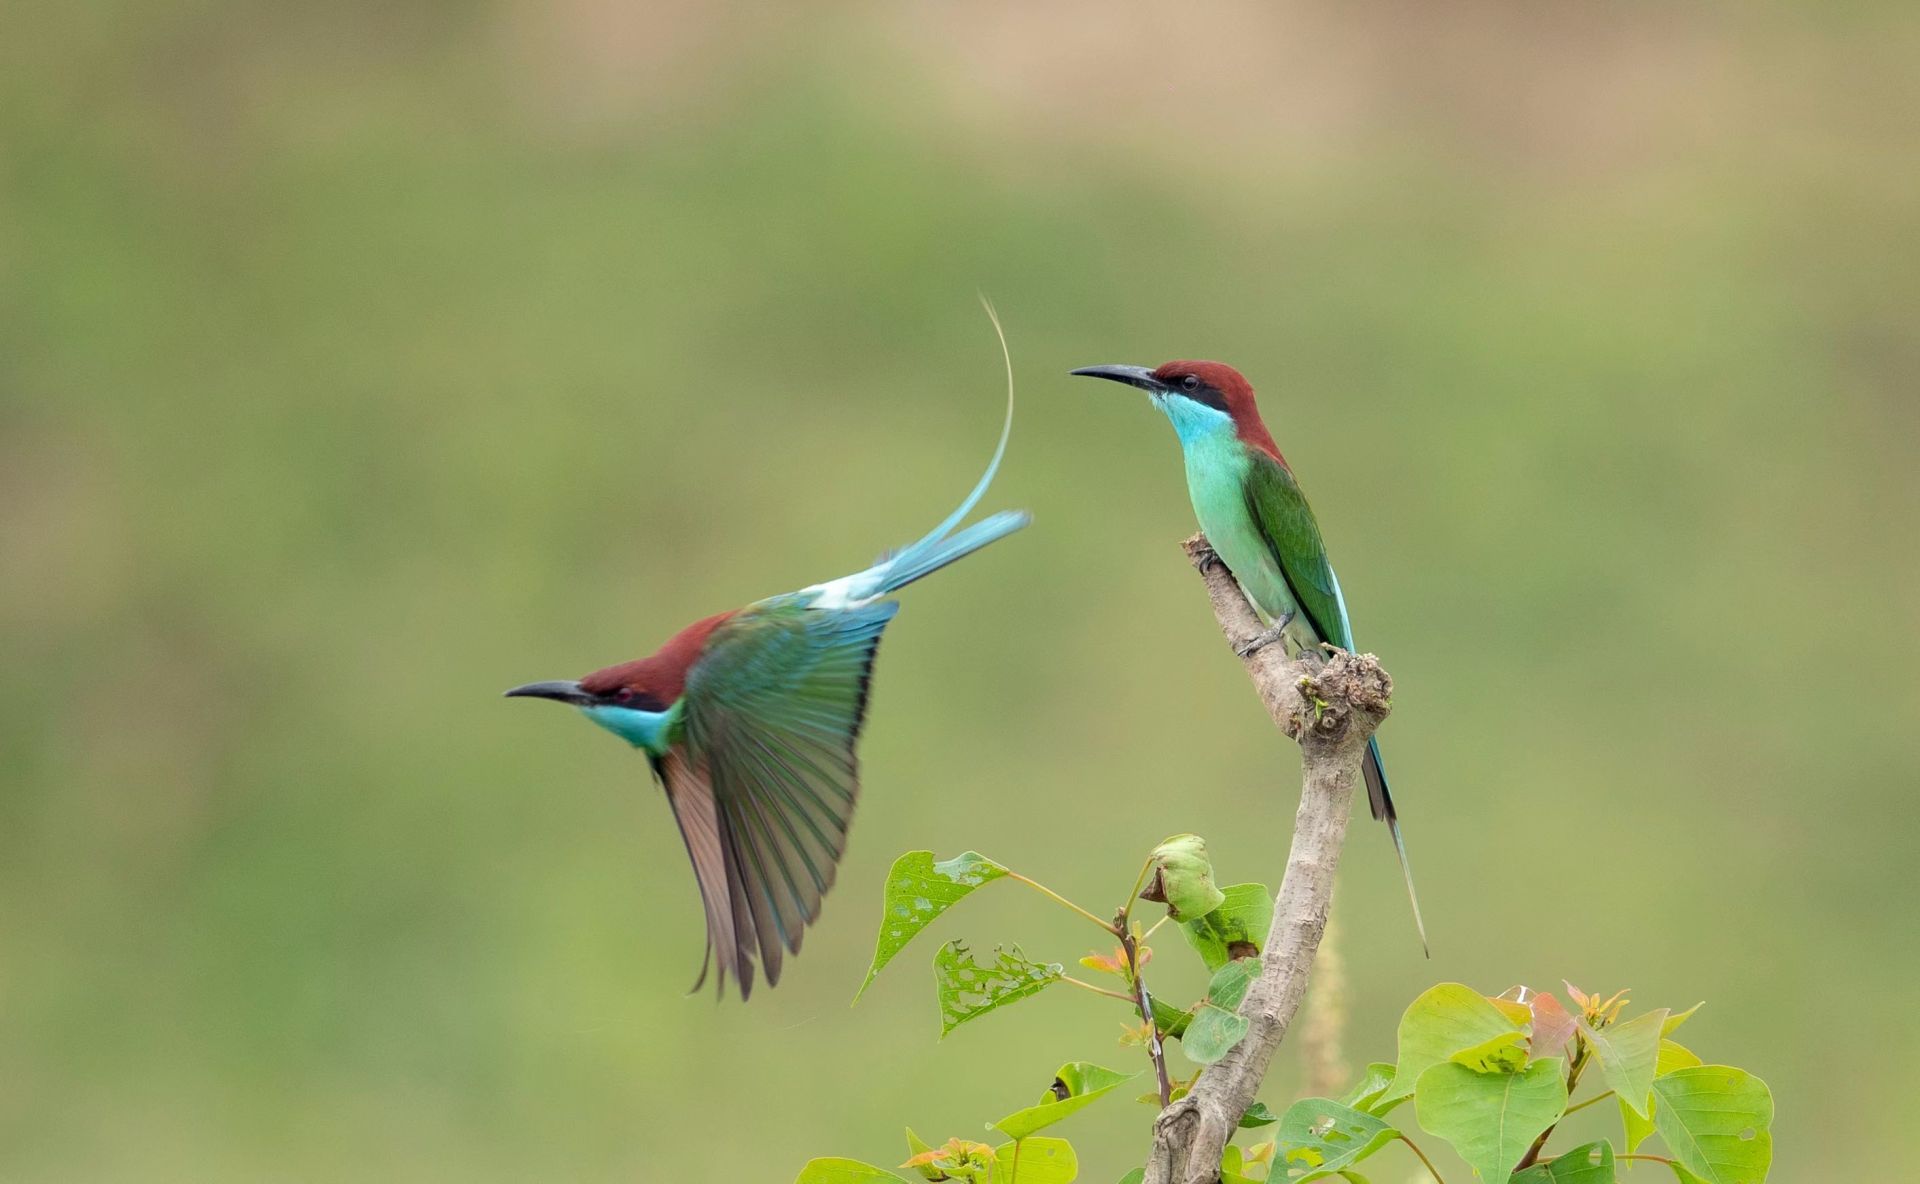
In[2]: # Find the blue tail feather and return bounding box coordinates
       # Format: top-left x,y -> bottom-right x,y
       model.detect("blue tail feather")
874,510 -> 1029,596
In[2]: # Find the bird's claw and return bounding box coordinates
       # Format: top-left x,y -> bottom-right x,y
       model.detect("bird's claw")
1235,611 -> 1296,659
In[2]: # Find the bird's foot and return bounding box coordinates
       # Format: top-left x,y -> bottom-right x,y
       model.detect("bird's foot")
1234,611 -> 1296,659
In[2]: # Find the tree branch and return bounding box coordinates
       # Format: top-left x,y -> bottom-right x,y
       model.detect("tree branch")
1142,534 -> 1393,1184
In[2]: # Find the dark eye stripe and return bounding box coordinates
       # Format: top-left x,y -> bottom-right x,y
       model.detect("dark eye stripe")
1186,383 -> 1230,412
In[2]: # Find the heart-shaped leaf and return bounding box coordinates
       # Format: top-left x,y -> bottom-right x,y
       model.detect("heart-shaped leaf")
1414,1059 -> 1567,1184
1650,1066 -> 1772,1184
1385,984 -> 1525,1101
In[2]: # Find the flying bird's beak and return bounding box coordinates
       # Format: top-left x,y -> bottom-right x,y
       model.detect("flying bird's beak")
503,679 -> 591,704
1069,364 -> 1168,394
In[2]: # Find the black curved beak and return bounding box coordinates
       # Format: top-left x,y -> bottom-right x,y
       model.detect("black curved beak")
503,679 -> 591,705
1070,364 -> 1168,394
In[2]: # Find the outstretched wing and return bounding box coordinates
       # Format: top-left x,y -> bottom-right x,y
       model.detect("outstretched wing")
1243,451 -> 1349,649
659,599 -> 899,999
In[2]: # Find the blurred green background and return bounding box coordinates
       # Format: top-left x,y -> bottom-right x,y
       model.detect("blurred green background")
4,2 -> 1916,1180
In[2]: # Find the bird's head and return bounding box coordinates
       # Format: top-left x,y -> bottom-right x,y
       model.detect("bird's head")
1070,359 -> 1283,460
504,660 -> 677,751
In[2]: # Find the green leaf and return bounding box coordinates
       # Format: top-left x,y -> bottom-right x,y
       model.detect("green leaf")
1180,882 -> 1273,970
1207,957 -> 1260,1008
1620,1095 -> 1657,1158
1240,1102 -> 1279,1128
1662,1003 -> 1704,1036
903,1130 -> 941,1182
1385,983 -> 1525,1101
1414,1059 -> 1568,1184
1338,1064 -> 1398,1115
1666,1166 -> 1712,1184
1144,834 -> 1227,920
1449,1030 -> 1530,1074
1658,1039 -> 1703,1076
1184,958 -> 1261,1064
1581,1009 -> 1667,1119
992,1063 -> 1139,1140
1220,1144 -> 1260,1184
794,1158 -> 911,1184
1622,1040 -> 1705,1155
1151,996 -> 1195,1039
1116,1172 -> 1145,1184
1272,1097 -> 1397,1181
1650,1067 -> 1773,1184
995,1137 -> 1078,1184
1512,1140 -> 1616,1183
934,942 -> 1061,1037
856,851 -> 1008,1000
1184,1004 -> 1251,1065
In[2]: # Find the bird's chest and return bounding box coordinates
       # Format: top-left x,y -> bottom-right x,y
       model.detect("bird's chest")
1181,441 -> 1301,627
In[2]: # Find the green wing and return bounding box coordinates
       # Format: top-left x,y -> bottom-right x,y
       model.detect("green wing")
660,599 -> 899,999
1242,451 -> 1349,648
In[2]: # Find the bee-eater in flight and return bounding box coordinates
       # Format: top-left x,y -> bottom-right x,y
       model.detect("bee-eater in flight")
1070,360 -> 1427,954
508,330 -> 1028,999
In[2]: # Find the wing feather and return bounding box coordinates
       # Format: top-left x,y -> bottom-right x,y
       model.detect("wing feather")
1242,452 -> 1350,648
663,599 -> 898,998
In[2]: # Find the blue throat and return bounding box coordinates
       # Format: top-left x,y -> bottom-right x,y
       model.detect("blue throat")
580,703 -> 676,752
1152,393 -> 1236,448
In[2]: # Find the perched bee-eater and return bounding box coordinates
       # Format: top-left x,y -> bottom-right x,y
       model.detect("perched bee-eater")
1071,360 -> 1427,954
509,363 -> 1027,999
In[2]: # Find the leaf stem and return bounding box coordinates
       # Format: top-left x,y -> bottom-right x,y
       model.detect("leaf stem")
1006,872 -> 1120,935
1562,1088 -> 1616,1116
1398,1134 -> 1448,1184
1117,855 -> 1158,933
1059,974 -> 1134,1003
1140,914 -> 1172,942
1119,920 -> 1173,1108
1617,1154 -> 1676,1165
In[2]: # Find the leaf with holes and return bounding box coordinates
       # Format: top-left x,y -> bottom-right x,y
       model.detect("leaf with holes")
1270,1097 -> 1397,1182
1385,984 -> 1525,1101
1181,882 -> 1273,971
933,941 -> 1061,1038
1512,1140 -> 1615,1183
1415,1059 -> 1567,1184
856,851 -> 1008,1001
1651,1066 -> 1773,1184
993,1138 -> 1077,1184
1581,1009 -> 1667,1119
991,1062 -> 1138,1140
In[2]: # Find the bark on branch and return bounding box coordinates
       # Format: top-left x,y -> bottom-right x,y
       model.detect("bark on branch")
1142,534 -> 1393,1184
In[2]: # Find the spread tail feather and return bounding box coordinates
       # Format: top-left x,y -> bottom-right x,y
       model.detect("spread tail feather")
1365,738 -> 1429,957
